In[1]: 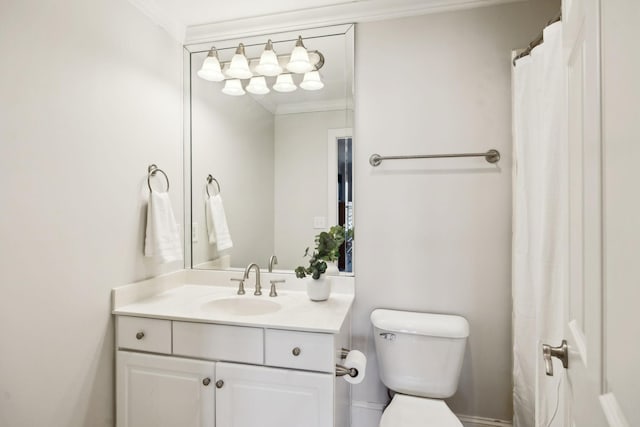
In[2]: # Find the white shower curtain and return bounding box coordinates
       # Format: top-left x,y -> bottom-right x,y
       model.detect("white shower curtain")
512,22 -> 567,427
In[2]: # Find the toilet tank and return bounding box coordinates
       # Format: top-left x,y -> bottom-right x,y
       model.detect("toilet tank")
371,309 -> 469,399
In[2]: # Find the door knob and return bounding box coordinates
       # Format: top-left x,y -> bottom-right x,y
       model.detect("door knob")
542,340 -> 568,376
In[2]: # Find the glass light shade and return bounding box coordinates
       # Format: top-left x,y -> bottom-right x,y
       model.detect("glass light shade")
246,76 -> 270,95
197,49 -> 224,82
300,71 -> 324,91
226,44 -> 253,79
255,40 -> 283,76
286,36 -> 313,74
272,74 -> 297,93
222,79 -> 245,96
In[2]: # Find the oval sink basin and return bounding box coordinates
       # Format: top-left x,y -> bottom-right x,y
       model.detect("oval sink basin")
203,297 -> 281,316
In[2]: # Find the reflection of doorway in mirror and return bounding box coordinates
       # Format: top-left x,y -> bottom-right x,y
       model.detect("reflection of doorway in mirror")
327,128 -> 353,273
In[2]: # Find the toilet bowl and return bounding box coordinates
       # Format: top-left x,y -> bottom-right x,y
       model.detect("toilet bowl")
379,394 -> 462,427
371,309 -> 469,427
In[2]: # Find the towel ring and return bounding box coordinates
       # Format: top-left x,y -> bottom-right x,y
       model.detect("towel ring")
206,174 -> 221,197
147,164 -> 170,193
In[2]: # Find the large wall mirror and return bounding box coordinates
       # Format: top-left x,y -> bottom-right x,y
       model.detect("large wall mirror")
184,24 -> 354,274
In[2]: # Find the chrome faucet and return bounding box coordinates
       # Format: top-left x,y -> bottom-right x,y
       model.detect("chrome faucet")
268,255 -> 278,272
243,263 -> 262,296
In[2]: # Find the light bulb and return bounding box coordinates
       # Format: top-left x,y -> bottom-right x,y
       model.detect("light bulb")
197,47 -> 224,82
222,79 -> 245,96
300,71 -> 324,91
286,36 -> 313,74
246,76 -> 270,95
273,74 -> 297,93
255,39 -> 283,77
226,43 -> 253,80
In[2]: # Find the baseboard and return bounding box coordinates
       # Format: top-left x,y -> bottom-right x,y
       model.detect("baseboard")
351,401 -> 384,427
458,414 -> 513,427
352,401 -> 386,411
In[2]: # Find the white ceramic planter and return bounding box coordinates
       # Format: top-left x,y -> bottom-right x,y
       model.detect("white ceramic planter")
306,276 -> 332,301
325,261 -> 339,276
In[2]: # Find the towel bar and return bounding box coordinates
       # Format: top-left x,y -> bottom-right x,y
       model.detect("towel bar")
147,164 -> 170,193
369,149 -> 500,166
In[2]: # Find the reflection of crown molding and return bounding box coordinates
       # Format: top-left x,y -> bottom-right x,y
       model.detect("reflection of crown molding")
275,98 -> 354,115
185,0 -> 523,44
251,96 -> 278,115
126,0 -> 185,43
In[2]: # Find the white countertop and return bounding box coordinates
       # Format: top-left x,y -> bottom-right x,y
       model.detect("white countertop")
112,270 -> 354,334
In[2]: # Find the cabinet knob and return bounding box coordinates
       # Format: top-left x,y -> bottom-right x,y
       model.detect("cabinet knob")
216,380 -> 224,389
202,378 -> 211,386
292,347 -> 301,356
135,332 -> 145,340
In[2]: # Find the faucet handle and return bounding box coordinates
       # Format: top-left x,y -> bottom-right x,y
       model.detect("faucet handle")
269,279 -> 285,297
230,278 -> 245,295
268,255 -> 278,273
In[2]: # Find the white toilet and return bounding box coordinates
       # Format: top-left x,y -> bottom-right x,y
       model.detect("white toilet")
371,309 -> 470,427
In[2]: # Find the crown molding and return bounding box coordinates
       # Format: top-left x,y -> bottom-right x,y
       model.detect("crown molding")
184,0 -> 525,44
275,98 -> 353,115
127,0 -> 185,43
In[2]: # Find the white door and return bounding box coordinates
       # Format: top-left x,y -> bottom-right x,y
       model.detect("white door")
215,362 -> 334,427
116,351 -> 215,427
561,0 -> 634,425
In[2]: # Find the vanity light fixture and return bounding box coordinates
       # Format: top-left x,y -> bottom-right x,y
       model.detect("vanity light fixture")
255,39 -> 283,77
286,36 -> 313,74
246,76 -> 270,95
222,79 -> 245,96
226,43 -> 253,79
197,47 -> 225,82
300,70 -> 324,91
197,36 -> 325,96
272,74 -> 297,93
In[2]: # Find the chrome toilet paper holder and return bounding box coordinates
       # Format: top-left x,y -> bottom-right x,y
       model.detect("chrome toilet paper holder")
335,348 -> 359,378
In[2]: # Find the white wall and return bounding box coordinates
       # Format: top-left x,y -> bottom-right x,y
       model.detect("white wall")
274,110 -> 349,270
352,1 -> 559,424
190,59 -> 275,268
602,1 -> 640,425
0,0 -> 183,425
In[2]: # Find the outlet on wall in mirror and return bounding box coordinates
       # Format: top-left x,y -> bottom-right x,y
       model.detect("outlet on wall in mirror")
184,24 -> 355,274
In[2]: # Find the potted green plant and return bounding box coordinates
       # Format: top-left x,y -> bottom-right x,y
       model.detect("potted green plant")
295,225 -> 347,301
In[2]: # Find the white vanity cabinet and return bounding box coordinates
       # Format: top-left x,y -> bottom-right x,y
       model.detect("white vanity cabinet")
215,362 -> 334,427
116,351 -> 215,427
115,315 -> 350,427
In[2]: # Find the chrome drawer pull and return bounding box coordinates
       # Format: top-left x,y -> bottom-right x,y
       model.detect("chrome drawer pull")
216,380 -> 224,389
136,332 -> 145,340
292,347 -> 301,356
202,378 -> 211,386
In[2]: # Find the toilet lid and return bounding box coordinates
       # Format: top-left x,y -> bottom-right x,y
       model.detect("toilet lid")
379,394 -> 463,427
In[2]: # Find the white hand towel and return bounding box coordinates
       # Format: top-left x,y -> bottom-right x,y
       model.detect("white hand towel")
144,191 -> 183,263
205,194 -> 233,251
205,197 -> 217,245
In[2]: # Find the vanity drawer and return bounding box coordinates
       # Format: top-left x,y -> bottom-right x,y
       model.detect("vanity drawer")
117,316 -> 172,354
265,329 -> 334,373
173,321 -> 263,364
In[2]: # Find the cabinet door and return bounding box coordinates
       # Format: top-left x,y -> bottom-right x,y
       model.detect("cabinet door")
215,362 -> 333,427
117,351 -> 215,427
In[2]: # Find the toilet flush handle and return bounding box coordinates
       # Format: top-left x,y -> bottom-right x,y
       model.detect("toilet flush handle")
379,332 -> 396,341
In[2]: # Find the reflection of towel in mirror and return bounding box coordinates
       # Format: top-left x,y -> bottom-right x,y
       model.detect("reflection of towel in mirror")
144,192 -> 183,263
206,194 -> 233,251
